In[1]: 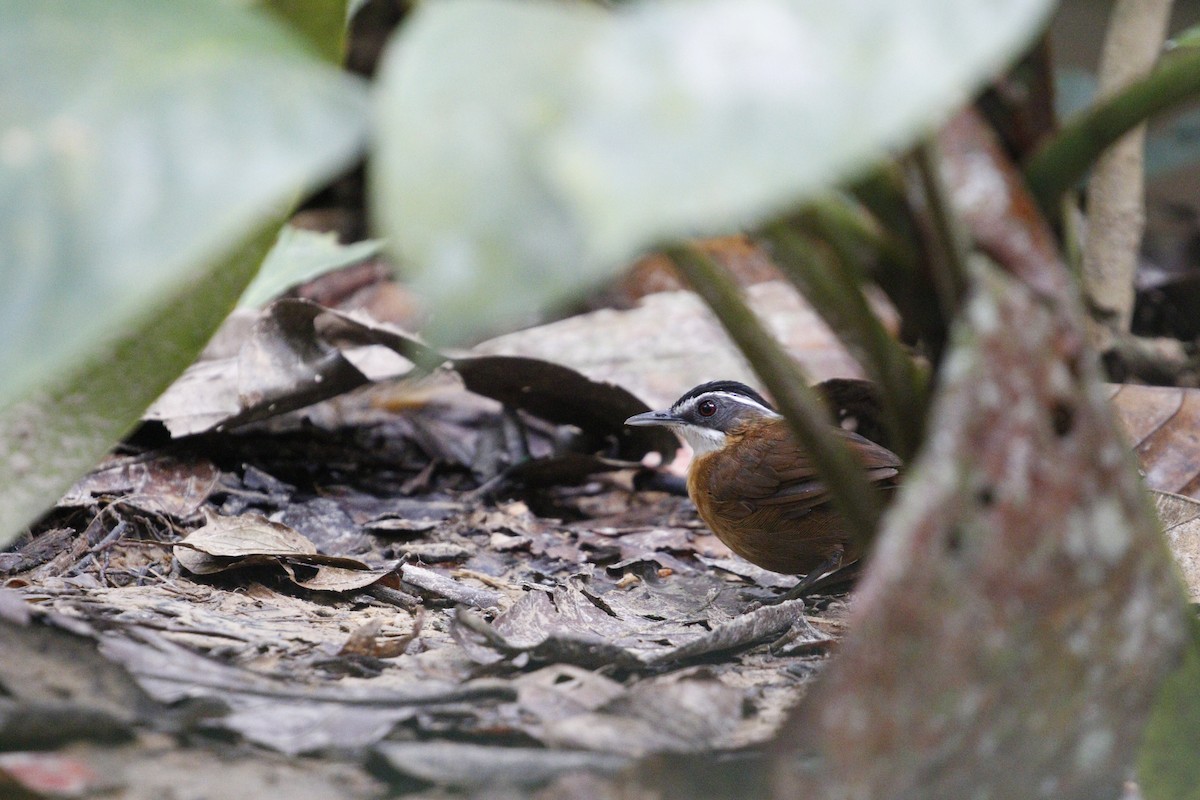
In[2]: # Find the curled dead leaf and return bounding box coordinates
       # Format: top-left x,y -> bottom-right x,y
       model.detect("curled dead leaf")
175,511 -> 399,593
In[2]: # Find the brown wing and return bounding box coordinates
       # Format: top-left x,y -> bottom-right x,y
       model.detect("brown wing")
701,422 -> 900,523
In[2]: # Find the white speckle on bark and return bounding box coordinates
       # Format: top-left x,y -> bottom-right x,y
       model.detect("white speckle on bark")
1066,628 -> 1091,656
968,285 -> 1002,334
1091,499 -> 1131,563
939,346 -> 975,386
1063,501 -> 1129,572
1047,361 -> 1072,395
1118,587 -> 1157,665
1099,442 -> 1124,468
1074,727 -> 1114,772
978,380 -> 1002,410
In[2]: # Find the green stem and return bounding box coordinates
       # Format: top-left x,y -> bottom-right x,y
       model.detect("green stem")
914,139 -> 972,320
850,165 -> 950,362
665,243 -> 883,549
766,211 -> 927,461
1025,44 -> 1200,214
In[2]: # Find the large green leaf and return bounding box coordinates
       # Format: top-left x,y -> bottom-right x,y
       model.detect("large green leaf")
0,1 -> 368,542
259,0 -> 353,63
0,220 -> 280,544
0,1 -> 368,410
372,0 -> 1054,341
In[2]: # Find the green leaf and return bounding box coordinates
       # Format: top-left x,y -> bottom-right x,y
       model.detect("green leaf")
1168,23 -> 1200,51
0,0 -> 368,543
372,0 -> 1055,341
0,220 -> 281,545
259,0 -> 352,63
238,226 -> 384,307
1139,615 -> 1200,800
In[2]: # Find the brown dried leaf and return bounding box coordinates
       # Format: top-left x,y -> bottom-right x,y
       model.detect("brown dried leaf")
338,610 -> 423,659
1153,490 -> 1200,602
281,560 -> 396,592
59,454 -> 220,518
544,675 -> 747,757
145,299 -> 436,437
1111,384 -> 1200,498
97,626 -> 507,756
175,511 -> 398,593
370,741 -> 628,790
174,510 -> 317,574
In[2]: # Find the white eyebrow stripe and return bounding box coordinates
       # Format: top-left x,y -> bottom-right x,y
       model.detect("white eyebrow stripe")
677,391 -> 780,417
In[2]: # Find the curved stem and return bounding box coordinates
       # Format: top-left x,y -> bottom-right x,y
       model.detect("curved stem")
914,139 -> 972,320
1025,43 -> 1200,214
765,212 -> 928,461
664,243 -> 883,549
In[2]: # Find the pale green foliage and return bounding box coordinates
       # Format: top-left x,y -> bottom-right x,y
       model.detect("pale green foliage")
0,0 -> 366,544
372,0 -> 1055,342
239,226 -> 383,308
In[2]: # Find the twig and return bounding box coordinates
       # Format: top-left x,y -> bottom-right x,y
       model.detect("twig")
401,563 -> 502,609
664,244 -> 883,549
366,583 -> 423,611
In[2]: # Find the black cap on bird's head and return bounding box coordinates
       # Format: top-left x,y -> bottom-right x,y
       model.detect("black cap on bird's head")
625,380 -> 779,455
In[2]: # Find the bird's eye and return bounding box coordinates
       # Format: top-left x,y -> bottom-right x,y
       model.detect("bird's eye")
697,399 -> 717,417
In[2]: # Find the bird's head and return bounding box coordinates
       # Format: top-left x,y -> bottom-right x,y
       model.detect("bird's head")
625,380 -> 779,455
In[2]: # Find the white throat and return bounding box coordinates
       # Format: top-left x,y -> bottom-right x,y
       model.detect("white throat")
677,424 -> 727,456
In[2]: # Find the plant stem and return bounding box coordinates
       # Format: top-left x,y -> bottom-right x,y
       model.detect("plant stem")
914,139 -> 972,321
850,165 -> 950,362
764,214 -> 927,461
1025,40 -> 1200,215
665,243 -> 883,549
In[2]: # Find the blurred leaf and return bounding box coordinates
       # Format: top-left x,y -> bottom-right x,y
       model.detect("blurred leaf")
0,0 -> 368,544
259,0 -> 351,63
1138,616 -> 1200,800
0,220 -> 280,546
1055,67 -> 1200,180
0,0 -> 368,412
238,226 -> 383,307
346,0 -> 371,26
1168,23 -> 1200,51
770,261 -> 1188,799
373,0 -> 1055,341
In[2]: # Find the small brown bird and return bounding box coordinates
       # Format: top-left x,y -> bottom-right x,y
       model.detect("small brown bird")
626,380 -> 901,593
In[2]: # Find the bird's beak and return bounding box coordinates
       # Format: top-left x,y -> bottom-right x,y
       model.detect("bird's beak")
625,409 -> 681,427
